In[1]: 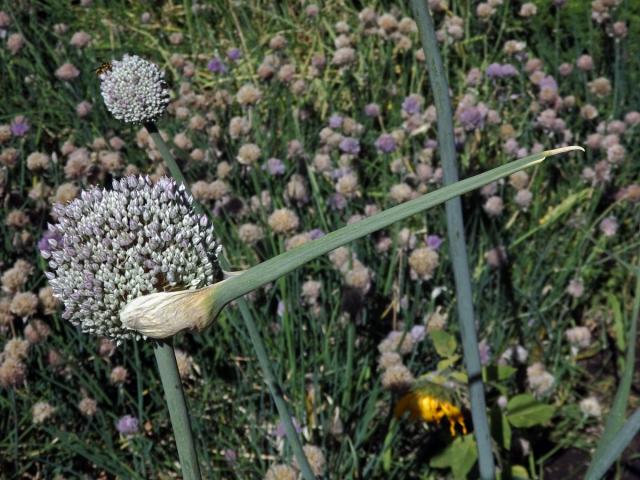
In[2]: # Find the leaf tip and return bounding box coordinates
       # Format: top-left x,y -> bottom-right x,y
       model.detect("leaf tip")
543,145 -> 585,157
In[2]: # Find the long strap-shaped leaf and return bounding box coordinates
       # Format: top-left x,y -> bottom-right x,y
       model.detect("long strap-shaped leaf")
585,270 -> 640,479
214,147 -> 583,313
586,407 -> 640,480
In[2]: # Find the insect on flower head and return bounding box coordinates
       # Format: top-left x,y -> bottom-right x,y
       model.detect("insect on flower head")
94,62 -> 113,76
394,376 -> 468,437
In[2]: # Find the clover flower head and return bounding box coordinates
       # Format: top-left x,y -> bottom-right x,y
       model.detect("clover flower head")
41,176 -> 222,344
486,63 -> 518,79
227,47 -> 242,61
328,114 -> 343,129
10,116 -> 30,137
364,102 -> 381,118
457,105 -> 487,131
375,133 -> 397,153
116,414 -> 139,435
402,94 -> 423,115
264,157 -> 286,176
207,57 -> 227,74
339,137 -> 360,155
99,54 -> 170,124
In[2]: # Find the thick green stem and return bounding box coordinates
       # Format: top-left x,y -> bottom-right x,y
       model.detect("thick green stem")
133,342 -> 147,478
410,1 -> 495,478
153,341 -> 201,480
145,123 -> 317,480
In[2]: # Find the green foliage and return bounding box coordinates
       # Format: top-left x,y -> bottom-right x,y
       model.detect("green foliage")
490,408 -> 512,450
430,434 -> 478,479
506,394 -> 555,428
0,0 -> 638,478
429,329 -> 457,359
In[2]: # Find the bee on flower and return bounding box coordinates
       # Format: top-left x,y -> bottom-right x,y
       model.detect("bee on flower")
94,61 -> 112,76
394,375 -> 468,437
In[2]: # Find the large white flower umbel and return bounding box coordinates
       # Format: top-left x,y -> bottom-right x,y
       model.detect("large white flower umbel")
42,176 -> 222,343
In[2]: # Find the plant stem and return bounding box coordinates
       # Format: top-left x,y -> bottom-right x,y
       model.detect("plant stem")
219,256 -> 317,480
10,389 -> 18,473
153,341 -> 202,480
410,1 -> 495,478
145,123 -> 188,185
145,122 -> 317,480
133,342 -> 147,478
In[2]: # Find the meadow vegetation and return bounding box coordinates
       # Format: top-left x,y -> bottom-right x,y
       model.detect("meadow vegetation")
0,0 -> 639,478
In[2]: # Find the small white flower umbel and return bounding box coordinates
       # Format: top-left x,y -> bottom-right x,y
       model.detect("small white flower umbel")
99,54 -> 170,124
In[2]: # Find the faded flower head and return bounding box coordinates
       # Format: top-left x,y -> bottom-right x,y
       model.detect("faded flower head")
32,401 -> 56,424
78,397 -> 98,417
565,326 -> 591,350
293,445 -> 326,477
599,216 -> 618,237
381,363 -> 415,392
526,362 -> 555,398
579,397 -> 602,418
408,247 -> 439,281
264,464 -> 297,480
99,54 -> 171,124
41,176 -> 222,343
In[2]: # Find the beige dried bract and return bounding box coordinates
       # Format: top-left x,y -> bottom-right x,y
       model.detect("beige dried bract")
120,286 -> 215,338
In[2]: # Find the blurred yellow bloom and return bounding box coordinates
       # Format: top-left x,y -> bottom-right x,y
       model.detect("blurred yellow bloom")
394,391 -> 467,437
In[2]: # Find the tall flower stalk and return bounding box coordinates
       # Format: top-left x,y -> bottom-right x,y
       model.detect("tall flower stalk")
42,175 -> 218,480
144,125 -> 319,480
95,53 -> 317,480
154,341 -> 202,480
409,1 -> 494,477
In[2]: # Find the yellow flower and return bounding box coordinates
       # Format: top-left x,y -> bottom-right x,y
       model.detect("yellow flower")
394,391 -> 468,437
